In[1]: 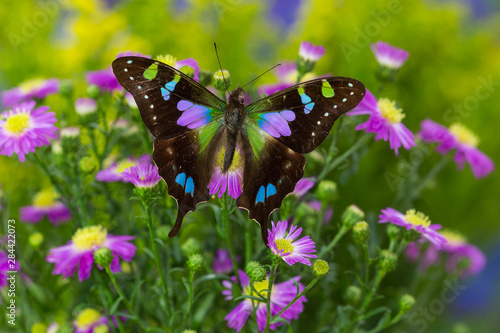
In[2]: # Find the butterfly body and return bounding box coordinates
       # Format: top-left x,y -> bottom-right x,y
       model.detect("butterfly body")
112,56 -> 365,243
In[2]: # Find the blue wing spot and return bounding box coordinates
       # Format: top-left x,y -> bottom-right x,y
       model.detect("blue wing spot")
266,184 -> 277,197
175,173 -> 186,186
161,80 -> 178,101
256,186 -> 265,204
185,177 -> 194,195
300,93 -> 312,105
279,180 -> 282,184
304,102 -> 315,114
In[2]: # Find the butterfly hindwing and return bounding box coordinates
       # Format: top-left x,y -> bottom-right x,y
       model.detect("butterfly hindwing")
112,56 -> 225,140
247,77 -> 365,153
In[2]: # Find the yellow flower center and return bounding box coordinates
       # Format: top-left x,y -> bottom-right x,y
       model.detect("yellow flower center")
4,112 -> 30,135
72,226 -> 107,250
214,69 -> 230,80
155,54 -> 177,67
75,308 -> 102,328
116,159 -> 137,173
216,147 -> 242,172
440,229 -> 466,245
94,324 -> 109,333
245,278 -> 269,299
449,123 -> 479,147
33,188 -> 58,207
18,78 -> 44,93
275,238 -> 294,254
405,209 -> 431,228
378,98 -> 405,124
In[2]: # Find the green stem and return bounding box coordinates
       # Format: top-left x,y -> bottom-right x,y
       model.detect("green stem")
318,225 -> 349,258
182,270 -> 196,327
273,277 -> 319,318
221,196 -> 242,289
359,269 -> 386,315
263,264 -> 279,333
362,244 -> 370,285
413,154 -> 452,196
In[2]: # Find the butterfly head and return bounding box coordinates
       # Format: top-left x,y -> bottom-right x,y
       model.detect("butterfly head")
228,87 -> 246,105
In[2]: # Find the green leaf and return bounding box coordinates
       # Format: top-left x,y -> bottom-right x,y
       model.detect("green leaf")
363,306 -> 389,320
143,247 -> 155,260
110,297 -> 123,314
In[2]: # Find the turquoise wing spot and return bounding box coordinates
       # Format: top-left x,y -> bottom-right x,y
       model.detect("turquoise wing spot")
304,102 -> 315,114
185,177 -> 194,195
161,74 -> 181,101
256,186 -> 265,204
298,86 -> 315,114
175,173 -> 186,186
266,184 -> 277,197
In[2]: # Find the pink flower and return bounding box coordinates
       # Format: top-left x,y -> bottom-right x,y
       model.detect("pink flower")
0,100 -> 58,162
268,220 -> 317,266
347,89 -> 416,155
291,177 -> 315,198
419,119 -> 494,178
299,41 -> 325,62
96,155 -> 150,183
121,163 -> 161,188
1,250 -> 21,289
213,249 -> 234,274
46,226 -> 136,282
74,97 -> 97,116
208,145 -> 243,199
2,78 -> 59,107
370,41 -> 409,69
20,188 -> 71,226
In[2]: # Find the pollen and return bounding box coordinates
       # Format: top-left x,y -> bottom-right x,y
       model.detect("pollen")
33,188 -> 58,207
18,78 -> 44,93
72,225 -> 107,250
405,209 -> 431,228
217,146 -> 243,172
116,159 -> 137,173
378,98 -> 405,124
275,238 -> 295,255
155,54 -> 177,67
214,69 -> 230,81
245,278 -> 269,299
449,123 -> 479,147
75,308 -> 102,328
440,229 -> 466,245
4,112 -> 30,135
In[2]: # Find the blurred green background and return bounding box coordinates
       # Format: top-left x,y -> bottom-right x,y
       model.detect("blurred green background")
1,0 -> 499,331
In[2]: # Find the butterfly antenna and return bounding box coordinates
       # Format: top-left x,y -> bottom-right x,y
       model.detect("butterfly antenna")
214,43 -> 230,96
241,63 -> 281,89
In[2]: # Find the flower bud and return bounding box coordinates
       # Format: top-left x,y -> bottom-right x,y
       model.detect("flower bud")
31,323 -> 47,333
312,259 -> 330,279
399,294 -> 415,312
155,54 -> 177,67
341,205 -> 364,228
214,69 -> 230,91
181,237 -> 202,257
343,285 -> 362,305
316,180 -> 337,203
246,261 -> 266,282
199,69 -> 213,86
79,156 -> 98,174
297,41 -> 325,77
59,79 -> 74,97
387,224 -> 401,240
61,127 -> 81,152
182,330 -> 197,333
379,250 -> 397,272
179,65 -> 195,79
93,247 -> 113,268
120,261 -> 132,274
87,84 -> 100,99
187,253 -> 204,271
75,97 -> 97,116
29,232 -> 44,248
352,221 -> 370,244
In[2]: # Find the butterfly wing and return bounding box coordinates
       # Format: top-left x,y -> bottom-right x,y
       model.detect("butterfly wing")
238,78 -> 365,242
112,56 -> 226,236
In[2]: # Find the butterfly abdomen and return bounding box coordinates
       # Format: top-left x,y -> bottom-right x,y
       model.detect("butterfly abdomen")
223,88 -> 247,172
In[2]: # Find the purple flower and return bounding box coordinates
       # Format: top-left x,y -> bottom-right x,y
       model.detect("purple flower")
268,220 -> 317,266
96,155 -> 150,183
121,163 -> 161,188
370,41 -> 409,69
75,97 -> 97,116
223,270 -> 306,332
291,177 -> 315,198
213,249 -> 233,274
0,100 -> 58,162
73,308 -> 109,333
258,62 -> 297,96
175,58 -> 200,82
208,145 -> 243,199
20,188 -> 71,226
299,41 -> 325,62
86,67 -> 122,92
440,230 -> 486,277
1,250 -> 21,289
347,89 -> 416,155
307,200 -> 334,225
2,78 -> 59,107
116,51 -> 151,58
419,119 -> 494,178
379,207 -> 447,248
46,225 -> 136,282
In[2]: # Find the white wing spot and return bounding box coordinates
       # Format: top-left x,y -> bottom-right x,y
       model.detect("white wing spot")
127,60 -> 133,64
317,121 -> 321,125
348,83 -> 353,87
312,132 -> 315,136
325,112 -> 329,116
145,95 -> 149,99
129,76 -> 134,80
150,104 -> 154,108
124,68 -> 128,72
153,116 -> 157,120
342,98 -> 347,102
334,105 -> 338,108
350,92 -> 354,95
138,85 -> 142,89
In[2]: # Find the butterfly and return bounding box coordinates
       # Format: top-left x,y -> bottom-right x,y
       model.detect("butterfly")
112,56 -> 365,244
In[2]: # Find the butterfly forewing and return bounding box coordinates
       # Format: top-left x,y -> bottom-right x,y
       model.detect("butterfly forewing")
112,56 -> 225,140
246,77 -> 365,153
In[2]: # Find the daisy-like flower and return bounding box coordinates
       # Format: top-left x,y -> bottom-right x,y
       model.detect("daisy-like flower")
213,249 -> 233,274
1,250 -> 21,289
73,308 -> 109,333
2,78 -> 59,107
208,145 -> 243,199
299,41 -> 326,63
379,207 -> 446,247
223,270 -> 306,332
86,67 -> 122,92
46,225 -> 136,282
370,41 -> 409,69
419,119 -> 494,178
96,154 -> 150,183
291,176 -> 315,198
121,163 -> 161,188
74,97 -> 97,116
0,100 -> 58,162
268,220 -> 317,266
347,89 -> 416,155
20,188 -> 71,226
155,54 -> 201,82
440,230 -> 486,277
